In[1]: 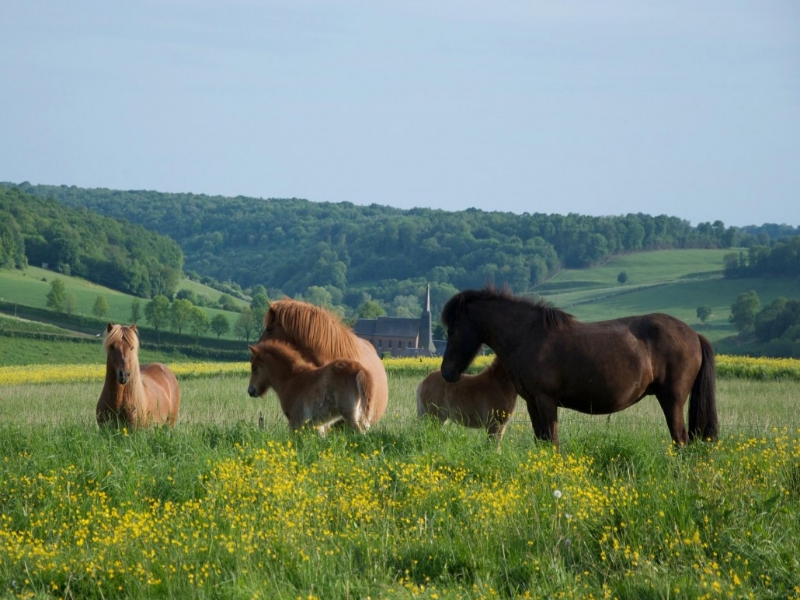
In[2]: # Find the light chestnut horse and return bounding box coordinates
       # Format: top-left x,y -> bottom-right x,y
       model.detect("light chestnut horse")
259,299 -> 388,427
417,357 -> 518,440
96,323 -> 180,429
247,339 -> 372,433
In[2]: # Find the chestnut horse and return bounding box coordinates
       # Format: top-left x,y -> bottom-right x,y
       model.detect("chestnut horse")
259,299 -> 388,427
416,357 -> 518,440
97,323 -> 180,429
248,339 -> 372,433
440,287 -> 717,447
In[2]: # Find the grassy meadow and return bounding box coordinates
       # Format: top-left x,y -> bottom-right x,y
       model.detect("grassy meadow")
2,250 -> 800,598
1,357 -> 800,599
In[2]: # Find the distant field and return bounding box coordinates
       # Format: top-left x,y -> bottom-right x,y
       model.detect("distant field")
539,248 -> 731,291
3,249 -> 799,354
0,335 -> 187,366
0,313 -> 87,337
0,266 -> 244,341
536,249 -> 799,344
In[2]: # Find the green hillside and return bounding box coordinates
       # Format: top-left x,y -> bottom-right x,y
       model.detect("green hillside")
0,266 -> 252,366
6,182 -> 762,309
0,266 -> 245,321
3,249 -> 799,362
534,249 -> 799,344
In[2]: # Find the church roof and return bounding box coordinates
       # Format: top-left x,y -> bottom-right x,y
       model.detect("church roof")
353,316 -> 421,338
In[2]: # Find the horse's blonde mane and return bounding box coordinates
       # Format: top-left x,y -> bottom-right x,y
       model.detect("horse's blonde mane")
266,300 -> 361,361
103,324 -> 144,404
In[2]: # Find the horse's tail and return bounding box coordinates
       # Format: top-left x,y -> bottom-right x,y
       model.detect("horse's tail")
688,335 -> 718,441
415,379 -> 426,417
355,367 -> 372,429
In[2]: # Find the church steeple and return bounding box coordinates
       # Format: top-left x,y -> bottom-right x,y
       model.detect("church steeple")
426,283 -> 431,312
420,283 -> 437,355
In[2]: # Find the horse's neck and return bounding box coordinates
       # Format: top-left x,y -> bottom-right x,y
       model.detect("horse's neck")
474,299 -> 539,359
103,358 -> 144,410
484,358 -> 508,380
265,349 -> 313,396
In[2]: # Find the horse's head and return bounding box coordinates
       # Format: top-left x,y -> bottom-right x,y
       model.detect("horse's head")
104,323 -> 139,385
247,344 -> 273,398
440,293 -> 484,383
258,304 -> 282,343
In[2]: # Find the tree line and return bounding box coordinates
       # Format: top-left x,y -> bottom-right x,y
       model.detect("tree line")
729,289 -> 800,357
4,182 -> 799,318
0,187 -> 184,298
723,236 -> 800,279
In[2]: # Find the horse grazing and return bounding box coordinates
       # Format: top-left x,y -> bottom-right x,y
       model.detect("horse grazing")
417,357 -> 518,440
259,299 -> 388,427
440,287 -> 717,447
248,339 -> 372,433
97,323 -> 180,429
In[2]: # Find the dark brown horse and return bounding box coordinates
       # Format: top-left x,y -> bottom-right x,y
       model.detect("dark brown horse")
259,299 -> 389,427
440,287 -> 717,447
416,357 -> 518,440
97,323 -> 180,429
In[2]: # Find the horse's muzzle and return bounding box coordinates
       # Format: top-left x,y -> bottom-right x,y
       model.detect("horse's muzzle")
117,370 -> 130,384
247,385 -> 259,398
440,366 -> 462,383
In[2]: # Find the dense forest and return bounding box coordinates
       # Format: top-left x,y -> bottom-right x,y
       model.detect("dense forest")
0,187 -> 183,297
3,182 -> 799,313
723,236 -> 800,279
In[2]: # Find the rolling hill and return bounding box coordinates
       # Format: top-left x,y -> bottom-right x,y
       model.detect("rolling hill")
3,249 -> 799,364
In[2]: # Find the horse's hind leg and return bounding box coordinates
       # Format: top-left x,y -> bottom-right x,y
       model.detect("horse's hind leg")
656,390 -> 689,445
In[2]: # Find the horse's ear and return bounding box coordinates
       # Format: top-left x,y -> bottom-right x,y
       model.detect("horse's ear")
131,324 -> 137,331
106,323 -> 113,332
248,345 -> 257,355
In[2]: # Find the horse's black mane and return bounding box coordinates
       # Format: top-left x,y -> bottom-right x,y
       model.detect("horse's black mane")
441,286 -> 575,331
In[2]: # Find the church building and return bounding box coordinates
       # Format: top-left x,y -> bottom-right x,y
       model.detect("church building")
353,285 -> 441,357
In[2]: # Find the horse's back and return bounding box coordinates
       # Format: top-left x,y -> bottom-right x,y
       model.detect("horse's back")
528,312 -> 701,413
321,358 -> 372,432
417,366 -> 517,429
141,362 -> 181,425
625,313 -> 704,374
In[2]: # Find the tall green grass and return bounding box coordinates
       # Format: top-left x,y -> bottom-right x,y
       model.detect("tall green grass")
1,373 -> 799,599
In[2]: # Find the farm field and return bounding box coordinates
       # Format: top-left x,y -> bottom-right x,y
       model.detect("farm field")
0,266 -> 245,342
3,249 -> 799,353
536,249 -> 800,344
1,358 -> 799,599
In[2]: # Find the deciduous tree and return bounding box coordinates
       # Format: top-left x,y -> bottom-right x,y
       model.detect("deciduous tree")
730,290 -> 760,335
145,295 -> 171,342
92,296 -> 109,318
210,313 -> 230,339
170,298 -> 194,334
696,306 -> 713,324
45,278 -> 67,313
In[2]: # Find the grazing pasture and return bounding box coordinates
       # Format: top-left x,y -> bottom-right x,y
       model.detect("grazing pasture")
1,358 -> 799,599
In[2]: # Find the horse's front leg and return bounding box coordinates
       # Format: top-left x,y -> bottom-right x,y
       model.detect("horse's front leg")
523,396 -> 559,447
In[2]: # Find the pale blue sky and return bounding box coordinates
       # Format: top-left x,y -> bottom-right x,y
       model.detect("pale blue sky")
1,1 -> 798,227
